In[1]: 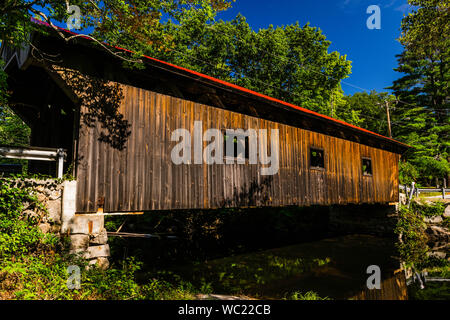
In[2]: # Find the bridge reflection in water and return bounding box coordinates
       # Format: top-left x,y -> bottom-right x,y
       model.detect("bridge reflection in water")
351,271 -> 407,300
172,234 -> 408,300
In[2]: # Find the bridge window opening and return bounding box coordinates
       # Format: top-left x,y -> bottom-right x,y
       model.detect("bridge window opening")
224,133 -> 249,160
310,147 -> 324,169
362,158 -> 373,176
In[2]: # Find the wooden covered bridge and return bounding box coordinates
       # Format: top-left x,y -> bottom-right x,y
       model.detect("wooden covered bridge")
1,23 -> 409,214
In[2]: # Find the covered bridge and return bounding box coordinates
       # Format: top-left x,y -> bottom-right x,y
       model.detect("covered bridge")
1,24 -> 409,214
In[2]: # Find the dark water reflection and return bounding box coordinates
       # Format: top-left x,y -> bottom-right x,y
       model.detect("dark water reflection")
169,234 -> 408,300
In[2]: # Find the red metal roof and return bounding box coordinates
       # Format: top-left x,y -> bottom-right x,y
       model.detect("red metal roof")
30,18 -> 410,149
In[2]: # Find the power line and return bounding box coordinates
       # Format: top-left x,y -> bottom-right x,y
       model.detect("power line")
161,44 -> 450,141
163,44 -> 334,112
162,40 -> 450,127
199,22 -> 447,114
200,23 -> 364,91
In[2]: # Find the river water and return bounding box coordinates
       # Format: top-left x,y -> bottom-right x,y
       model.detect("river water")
169,234 -> 408,299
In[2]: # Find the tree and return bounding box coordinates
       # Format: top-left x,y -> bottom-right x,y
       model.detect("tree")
389,0 -> 450,185
0,1 -> 232,57
1,1 -> 353,122
162,15 -> 352,116
0,0 -> 232,149
0,106 -> 30,147
340,91 -> 394,135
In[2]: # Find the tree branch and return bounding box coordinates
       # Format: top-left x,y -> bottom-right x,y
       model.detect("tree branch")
29,7 -> 143,64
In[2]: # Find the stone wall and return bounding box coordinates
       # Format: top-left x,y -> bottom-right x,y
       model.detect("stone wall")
13,178 -> 64,235
16,179 -> 110,269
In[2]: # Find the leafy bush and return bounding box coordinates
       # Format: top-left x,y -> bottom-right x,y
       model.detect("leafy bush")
395,205 -> 428,268
411,201 -> 445,217
0,177 -> 197,300
395,201 -> 449,275
0,178 -> 56,258
409,282 -> 450,301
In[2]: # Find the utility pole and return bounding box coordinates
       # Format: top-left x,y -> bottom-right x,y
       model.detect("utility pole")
331,99 -> 334,118
385,100 -> 392,138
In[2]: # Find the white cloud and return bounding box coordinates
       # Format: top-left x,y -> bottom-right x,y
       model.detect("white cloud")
384,0 -> 398,8
395,3 -> 412,13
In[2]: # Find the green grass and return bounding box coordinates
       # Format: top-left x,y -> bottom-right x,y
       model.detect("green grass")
285,291 -> 331,300
409,282 -> 450,300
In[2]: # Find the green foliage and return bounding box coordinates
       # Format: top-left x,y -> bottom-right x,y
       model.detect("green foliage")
0,104 -> 30,147
0,177 -> 196,300
163,15 -> 352,116
0,1 -> 232,52
340,91 -> 393,135
0,253 -> 196,300
2,2 -> 352,120
0,60 -> 7,107
389,0 -> 450,186
395,204 -> 428,268
399,161 -> 420,185
0,178 -> 52,258
409,282 -> 450,300
410,201 -> 445,217
443,217 -> 450,229
285,291 -> 330,300
0,59 -> 30,168
395,200 -> 448,272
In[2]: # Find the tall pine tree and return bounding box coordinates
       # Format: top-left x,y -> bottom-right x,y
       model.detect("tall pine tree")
389,0 -> 449,185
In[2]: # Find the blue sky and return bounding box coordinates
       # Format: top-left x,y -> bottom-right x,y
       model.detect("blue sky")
216,0 -> 413,96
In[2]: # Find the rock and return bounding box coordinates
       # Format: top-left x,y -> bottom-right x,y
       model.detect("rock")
37,193 -> 47,203
428,241 -> 450,251
69,215 -> 104,235
48,189 -> 61,200
46,199 -> 61,224
426,251 -> 446,259
426,225 -> 450,242
88,257 -> 109,270
50,225 -> 61,234
38,223 -> 51,234
83,244 -> 110,259
22,201 -> 31,211
444,205 -> 450,218
23,209 -> 39,220
69,234 -> 90,251
69,248 -> 85,257
89,228 -> 108,245
399,193 -> 407,205
424,216 -> 443,224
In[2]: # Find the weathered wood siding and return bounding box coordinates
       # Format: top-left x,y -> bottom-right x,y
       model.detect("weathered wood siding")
76,85 -> 400,213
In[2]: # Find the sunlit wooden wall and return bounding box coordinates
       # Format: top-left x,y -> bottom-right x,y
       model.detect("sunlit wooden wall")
76,85 -> 400,213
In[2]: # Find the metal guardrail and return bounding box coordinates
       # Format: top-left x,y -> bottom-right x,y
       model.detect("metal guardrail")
400,183 -> 449,200
0,146 -> 67,178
